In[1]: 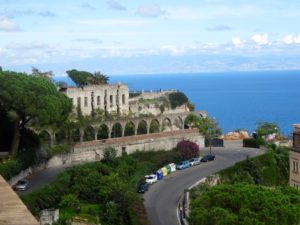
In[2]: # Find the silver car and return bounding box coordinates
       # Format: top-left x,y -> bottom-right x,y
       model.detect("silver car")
14,179 -> 29,191
189,157 -> 201,166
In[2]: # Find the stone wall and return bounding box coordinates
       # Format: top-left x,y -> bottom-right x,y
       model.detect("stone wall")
129,102 -> 189,116
45,129 -> 204,167
62,84 -> 129,115
129,90 -> 177,102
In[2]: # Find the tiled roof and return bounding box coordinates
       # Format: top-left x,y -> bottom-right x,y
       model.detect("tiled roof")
0,176 -> 39,225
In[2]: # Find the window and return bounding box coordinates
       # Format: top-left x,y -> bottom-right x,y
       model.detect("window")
293,161 -> 299,173
77,97 -> 81,107
122,94 -> 125,104
110,95 -> 113,106
84,97 -> 88,107
122,147 -> 127,156
294,183 -> 299,189
97,96 -> 100,105
70,98 -> 73,104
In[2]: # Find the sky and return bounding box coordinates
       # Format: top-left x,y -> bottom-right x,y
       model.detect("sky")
1,0 -> 300,75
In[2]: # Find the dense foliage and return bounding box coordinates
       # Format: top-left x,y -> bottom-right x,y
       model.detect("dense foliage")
22,149 -> 182,225
66,69 -> 109,87
198,116 -> 222,151
243,137 -> 266,148
219,146 -> 289,186
0,71 -> 72,155
256,121 -> 280,137
0,129 -> 40,179
176,140 -> 200,160
189,183 -> 300,225
168,92 -> 188,109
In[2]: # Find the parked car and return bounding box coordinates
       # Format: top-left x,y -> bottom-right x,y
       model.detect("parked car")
176,160 -> 190,170
137,182 -> 149,193
201,154 -> 216,162
145,174 -> 158,184
14,179 -> 29,191
189,157 -> 201,166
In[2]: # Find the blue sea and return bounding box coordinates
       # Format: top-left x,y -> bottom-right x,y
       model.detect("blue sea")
56,70 -> 300,136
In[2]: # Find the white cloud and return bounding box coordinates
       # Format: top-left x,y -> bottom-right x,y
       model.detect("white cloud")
161,45 -> 186,55
136,4 -> 165,18
207,25 -> 231,31
80,3 -> 96,10
0,17 -> 20,31
232,37 -> 242,46
251,33 -> 269,45
282,34 -> 300,45
107,0 -> 127,11
166,4 -> 262,20
75,19 -> 148,26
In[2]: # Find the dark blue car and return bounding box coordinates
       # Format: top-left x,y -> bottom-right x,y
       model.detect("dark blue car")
137,182 -> 149,193
201,154 -> 216,162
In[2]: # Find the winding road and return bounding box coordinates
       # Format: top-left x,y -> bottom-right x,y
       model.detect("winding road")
18,141 -> 264,225
143,142 -> 264,225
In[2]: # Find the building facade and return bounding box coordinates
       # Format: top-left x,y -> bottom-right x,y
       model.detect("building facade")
290,124 -> 300,189
61,83 -> 129,115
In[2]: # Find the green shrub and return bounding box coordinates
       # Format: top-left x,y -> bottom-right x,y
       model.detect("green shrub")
129,93 -> 141,98
190,184 -> 300,225
60,194 -> 80,209
168,92 -> 188,109
219,147 -> 289,186
0,159 -> 22,180
243,138 -> 265,148
46,144 -> 71,158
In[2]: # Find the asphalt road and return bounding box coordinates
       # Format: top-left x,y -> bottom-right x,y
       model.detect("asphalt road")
17,164 -> 71,196
143,145 -> 264,225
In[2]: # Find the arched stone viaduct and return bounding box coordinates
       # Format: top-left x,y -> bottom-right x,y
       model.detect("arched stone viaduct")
37,111 -> 206,145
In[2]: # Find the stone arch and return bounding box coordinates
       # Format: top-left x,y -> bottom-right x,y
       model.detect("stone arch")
137,120 -> 148,135
71,128 -> 81,142
55,129 -> 66,144
173,116 -> 183,130
150,119 -> 160,133
39,130 -> 51,145
98,124 -> 109,140
162,117 -> 172,132
124,121 -> 135,137
83,126 -> 95,141
111,122 -> 123,138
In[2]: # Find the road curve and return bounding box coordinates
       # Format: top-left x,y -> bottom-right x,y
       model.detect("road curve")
143,146 -> 264,225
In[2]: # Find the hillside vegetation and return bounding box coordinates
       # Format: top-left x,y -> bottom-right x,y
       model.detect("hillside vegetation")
189,146 -> 296,225
190,183 -> 300,225
21,149 -> 183,225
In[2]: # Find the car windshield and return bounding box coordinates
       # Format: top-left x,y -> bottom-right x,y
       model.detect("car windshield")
17,180 -> 27,185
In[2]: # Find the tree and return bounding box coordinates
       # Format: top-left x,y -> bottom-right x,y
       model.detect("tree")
66,69 -> 109,87
256,121 -> 280,138
190,184 -> 300,225
168,92 -> 189,109
31,67 -> 53,81
184,114 -> 200,129
198,116 -> 221,153
176,140 -> 200,160
0,71 -> 72,155
66,69 -> 93,87
90,71 -> 109,85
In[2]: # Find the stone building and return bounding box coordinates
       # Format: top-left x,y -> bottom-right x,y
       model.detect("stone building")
61,83 -> 129,115
289,124 -> 300,189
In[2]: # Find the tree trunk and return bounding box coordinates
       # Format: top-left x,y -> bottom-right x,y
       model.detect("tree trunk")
10,119 -> 20,156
